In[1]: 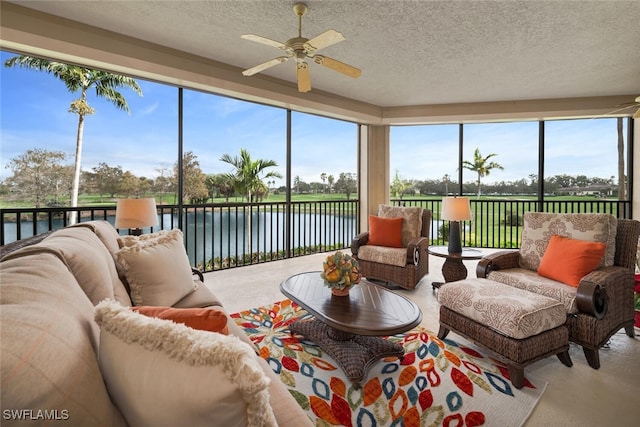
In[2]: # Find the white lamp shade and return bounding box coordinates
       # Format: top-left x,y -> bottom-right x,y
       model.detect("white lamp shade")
114,198 -> 159,229
441,197 -> 472,221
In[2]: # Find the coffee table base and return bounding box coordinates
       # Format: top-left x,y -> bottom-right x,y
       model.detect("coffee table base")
289,318 -> 405,388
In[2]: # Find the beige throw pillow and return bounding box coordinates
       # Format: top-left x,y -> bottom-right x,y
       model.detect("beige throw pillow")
94,300 -> 277,427
377,205 -> 424,246
519,213 -> 617,271
116,229 -> 197,306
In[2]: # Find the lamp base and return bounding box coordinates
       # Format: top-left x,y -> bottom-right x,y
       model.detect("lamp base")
129,228 -> 143,236
448,221 -> 462,254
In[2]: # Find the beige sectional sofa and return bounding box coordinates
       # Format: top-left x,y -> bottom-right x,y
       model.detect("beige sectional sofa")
0,220 -> 312,426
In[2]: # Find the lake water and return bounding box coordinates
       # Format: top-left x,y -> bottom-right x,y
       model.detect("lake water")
3,210 -> 358,266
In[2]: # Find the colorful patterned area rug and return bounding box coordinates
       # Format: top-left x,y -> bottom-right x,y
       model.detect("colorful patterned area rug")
231,299 -> 547,427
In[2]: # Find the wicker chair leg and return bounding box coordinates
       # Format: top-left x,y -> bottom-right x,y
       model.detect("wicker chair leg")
623,323 -> 636,338
437,326 -> 450,340
583,347 -> 600,369
507,366 -> 525,389
556,350 -> 573,367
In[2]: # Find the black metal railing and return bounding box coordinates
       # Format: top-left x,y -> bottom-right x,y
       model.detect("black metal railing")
1,198 -> 632,272
1,200 -> 360,272
393,198 -> 632,249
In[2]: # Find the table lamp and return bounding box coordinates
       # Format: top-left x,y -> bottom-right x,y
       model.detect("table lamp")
114,198 -> 159,236
441,196 -> 471,253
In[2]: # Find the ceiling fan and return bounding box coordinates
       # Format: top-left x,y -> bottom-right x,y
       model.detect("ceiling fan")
601,96 -> 640,119
240,2 -> 361,93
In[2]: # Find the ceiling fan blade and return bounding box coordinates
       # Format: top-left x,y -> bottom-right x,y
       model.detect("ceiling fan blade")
634,108 -> 640,119
241,34 -> 287,50
313,55 -> 361,78
305,29 -> 345,53
242,56 -> 290,76
297,62 -> 311,93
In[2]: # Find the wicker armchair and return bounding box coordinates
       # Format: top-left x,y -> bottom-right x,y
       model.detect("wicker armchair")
476,214 -> 640,369
351,207 -> 431,290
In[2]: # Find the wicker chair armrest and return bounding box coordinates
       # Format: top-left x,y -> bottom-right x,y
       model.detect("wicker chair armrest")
351,232 -> 369,255
191,267 -> 204,282
475,250 -> 520,278
406,236 -> 429,265
576,266 -> 633,319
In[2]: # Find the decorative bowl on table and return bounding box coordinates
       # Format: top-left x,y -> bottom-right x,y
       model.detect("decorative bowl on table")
320,251 -> 361,296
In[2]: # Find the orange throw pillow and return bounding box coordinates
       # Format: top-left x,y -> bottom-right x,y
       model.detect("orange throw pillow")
368,216 -> 404,248
132,306 -> 229,335
537,235 -> 606,287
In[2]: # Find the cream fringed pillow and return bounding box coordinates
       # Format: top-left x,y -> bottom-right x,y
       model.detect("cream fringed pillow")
94,300 -> 277,427
116,229 -> 197,306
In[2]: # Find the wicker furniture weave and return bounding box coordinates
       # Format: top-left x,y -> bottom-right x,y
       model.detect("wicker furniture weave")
438,278 -> 573,389
439,305 -> 572,389
476,216 -> 640,369
351,209 -> 431,290
280,272 -> 422,388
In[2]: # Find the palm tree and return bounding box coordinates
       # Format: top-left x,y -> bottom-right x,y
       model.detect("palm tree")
5,56 -> 142,223
220,148 -> 282,255
462,147 -> 504,197
219,148 -> 282,203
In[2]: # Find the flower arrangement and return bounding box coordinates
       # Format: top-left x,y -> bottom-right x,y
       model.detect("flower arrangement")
320,251 -> 361,291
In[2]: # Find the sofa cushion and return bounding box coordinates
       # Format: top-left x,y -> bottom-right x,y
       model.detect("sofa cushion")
1,251 -> 127,426
173,284 -> 224,308
132,306 -> 229,335
42,227 -> 132,306
368,215 -> 404,248
357,245 -> 407,267
519,212 -> 617,271
94,300 -> 277,427
378,205 -> 423,246
438,278 -> 567,339
488,268 -> 579,313
72,220 -> 132,293
538,235 -> 606,287
116,229 -> 197,306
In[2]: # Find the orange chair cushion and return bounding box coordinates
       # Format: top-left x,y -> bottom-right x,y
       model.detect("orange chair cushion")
368,216 -> 404,248
537,235 -> 606,287
132,306 -> 229,335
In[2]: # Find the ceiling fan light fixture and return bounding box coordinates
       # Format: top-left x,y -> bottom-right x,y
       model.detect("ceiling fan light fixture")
240,2 -> 361,93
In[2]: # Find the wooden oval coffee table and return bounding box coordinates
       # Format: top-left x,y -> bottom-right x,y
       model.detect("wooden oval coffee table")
280,271 -> 422,388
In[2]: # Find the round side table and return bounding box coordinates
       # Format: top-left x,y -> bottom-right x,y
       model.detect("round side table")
427,246 -> 484,289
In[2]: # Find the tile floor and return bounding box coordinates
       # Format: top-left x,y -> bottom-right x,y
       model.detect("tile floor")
204,251 -> 639,427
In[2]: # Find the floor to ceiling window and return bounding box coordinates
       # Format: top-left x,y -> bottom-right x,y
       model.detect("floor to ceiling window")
390,124 -> 459,198
291,112 -> 358,198
544,118 -> 629,198
462,121 -> 539,198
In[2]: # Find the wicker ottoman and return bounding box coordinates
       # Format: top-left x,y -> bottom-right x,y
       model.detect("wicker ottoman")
437,278 -> 573,389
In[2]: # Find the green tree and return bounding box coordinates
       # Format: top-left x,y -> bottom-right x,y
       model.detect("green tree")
87,162 -> 124,201
119,171 -> 139,197
462,148 -> 504,197
175,151 -> 208,203
205,173 -> 235,202
335,172 -> 357,199
327,175 -> 335,193
5,55 -> 142,222
219,148 -> 282,203
154,165 -> 173,204
6,149 -> 70,208
320,172 -> 327,193
390,169 -> 407,199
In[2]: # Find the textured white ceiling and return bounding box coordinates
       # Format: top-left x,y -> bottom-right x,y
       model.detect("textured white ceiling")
9,0 -> 640,108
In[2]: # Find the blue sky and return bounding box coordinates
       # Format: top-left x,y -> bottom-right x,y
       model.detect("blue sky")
0,50 -> 625,186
